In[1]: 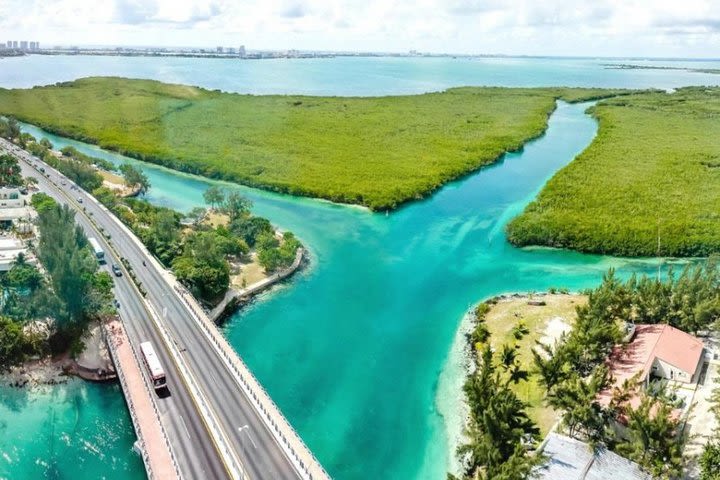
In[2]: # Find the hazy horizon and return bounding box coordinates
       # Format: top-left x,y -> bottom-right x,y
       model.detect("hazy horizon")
1,0 -> 719,58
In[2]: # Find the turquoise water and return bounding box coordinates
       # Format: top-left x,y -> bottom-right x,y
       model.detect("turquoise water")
4,56 -> 710,479
1,55 -> 719,95
0,379 -> 144,479
18,101 -> 667,480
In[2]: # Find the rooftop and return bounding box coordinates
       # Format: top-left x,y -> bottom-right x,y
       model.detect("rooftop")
536,432 -> 651,480
598,324 -> 704,406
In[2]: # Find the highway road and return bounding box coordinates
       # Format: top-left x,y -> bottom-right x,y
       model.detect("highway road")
1,139 -> 308,480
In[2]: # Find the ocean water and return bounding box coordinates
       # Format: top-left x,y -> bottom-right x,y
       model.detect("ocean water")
4,56 -> 715,479
0,55 -> 719,95
0,379 -> 144,479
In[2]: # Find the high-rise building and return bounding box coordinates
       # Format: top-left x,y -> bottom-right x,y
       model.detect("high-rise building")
12,41 -> 18,49
216,46 -> 223,53
6,41 -> 11,49
238,45 -> 246,57
19,41 -> 28,50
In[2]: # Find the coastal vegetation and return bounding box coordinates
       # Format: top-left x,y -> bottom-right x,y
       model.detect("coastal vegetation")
0,188 -> 114,370
451,323 -> 540,480
533,261 -> 720,477
603,64 -> 720,75
95,180 -> 301,304
33,194 -> 115,353
468,293 -> 586,434
455,260 -> 720,479
0,77 -> 635,210
507,87 -> 720,257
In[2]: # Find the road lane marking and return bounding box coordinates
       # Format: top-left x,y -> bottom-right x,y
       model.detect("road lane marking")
179,415 -> 192,441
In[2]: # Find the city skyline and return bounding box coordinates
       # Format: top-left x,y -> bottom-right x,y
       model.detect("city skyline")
0,0 -> 719,58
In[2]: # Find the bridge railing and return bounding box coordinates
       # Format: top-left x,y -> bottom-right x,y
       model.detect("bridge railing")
173,281 -> 330,480
7,136 -> 330,480
104,321 -> 182,480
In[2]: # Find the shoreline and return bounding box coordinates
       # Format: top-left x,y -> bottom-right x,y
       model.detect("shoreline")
5,82 -> 634,213
210,246 -> 308,323
436,291 -> 580,477
1,321 -> 117,389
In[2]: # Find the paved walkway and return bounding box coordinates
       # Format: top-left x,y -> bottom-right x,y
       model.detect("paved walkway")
105,319 -> 180,480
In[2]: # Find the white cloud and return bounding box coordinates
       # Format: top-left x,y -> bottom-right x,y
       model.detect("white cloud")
0,0 -> 719,56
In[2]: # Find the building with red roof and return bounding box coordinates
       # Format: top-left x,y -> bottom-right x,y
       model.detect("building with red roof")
598,324 -> 704,409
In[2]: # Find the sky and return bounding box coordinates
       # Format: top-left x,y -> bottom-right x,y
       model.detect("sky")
0,0 -> 719,57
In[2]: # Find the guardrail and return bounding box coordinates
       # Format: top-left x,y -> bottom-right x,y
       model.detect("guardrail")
76,190 -> 247,480
103,321 -> 182,480
1,139 -> 184,480
3,137 -> 330,480
174,281 -> 330,480
142,298 -> 249,480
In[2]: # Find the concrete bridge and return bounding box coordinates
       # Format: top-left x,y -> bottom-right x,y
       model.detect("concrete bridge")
2,138 -> 330,480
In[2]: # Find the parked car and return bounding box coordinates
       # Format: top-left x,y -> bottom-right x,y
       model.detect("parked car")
77,197 -> 83,203
111,263 -> 122,277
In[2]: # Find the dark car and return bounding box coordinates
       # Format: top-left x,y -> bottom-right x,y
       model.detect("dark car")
111,263 -> 122,277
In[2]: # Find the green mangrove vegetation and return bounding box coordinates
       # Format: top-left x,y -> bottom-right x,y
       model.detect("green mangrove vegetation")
0,77 -> 634,210
507,87 -> 720,257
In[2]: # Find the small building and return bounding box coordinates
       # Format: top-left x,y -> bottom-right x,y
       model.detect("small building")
598,324 -> 704,409
0,237 -> 33,271
536,432 -> 651,480
0,187 -> 24,208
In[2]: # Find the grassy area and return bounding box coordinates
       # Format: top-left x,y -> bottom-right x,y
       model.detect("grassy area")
0,77 -> 634,210
482,293 -> 586,434
507,86 -> 720,257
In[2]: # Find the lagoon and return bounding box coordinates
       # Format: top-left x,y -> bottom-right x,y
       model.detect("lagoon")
17,101 -> 665,480
2,56 -> 711,479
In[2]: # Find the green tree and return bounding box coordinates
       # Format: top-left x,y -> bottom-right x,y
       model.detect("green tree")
173,231 -> 230,303
456,342 -> 539,479
0,316 -> 30,368
30,192 -> 57,214
0,117 -> 20,140
3,254 -> 43,291
143,209 -> 181,265
229,215 -> 273,247
203,185 -> 225,210
119,163 -> 151,194
0,154 -> 22,187
222,190 -> 252,221
35,201 -> 108,347
92,186 -> 119,210
185,206 -> 207,227
700,442 -> 720,480
615,388 -> 683,478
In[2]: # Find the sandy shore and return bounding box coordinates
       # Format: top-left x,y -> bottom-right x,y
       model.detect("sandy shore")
436,291 -> 583,477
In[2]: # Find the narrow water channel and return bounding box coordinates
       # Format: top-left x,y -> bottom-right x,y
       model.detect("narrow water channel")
13,101 -> 665,479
